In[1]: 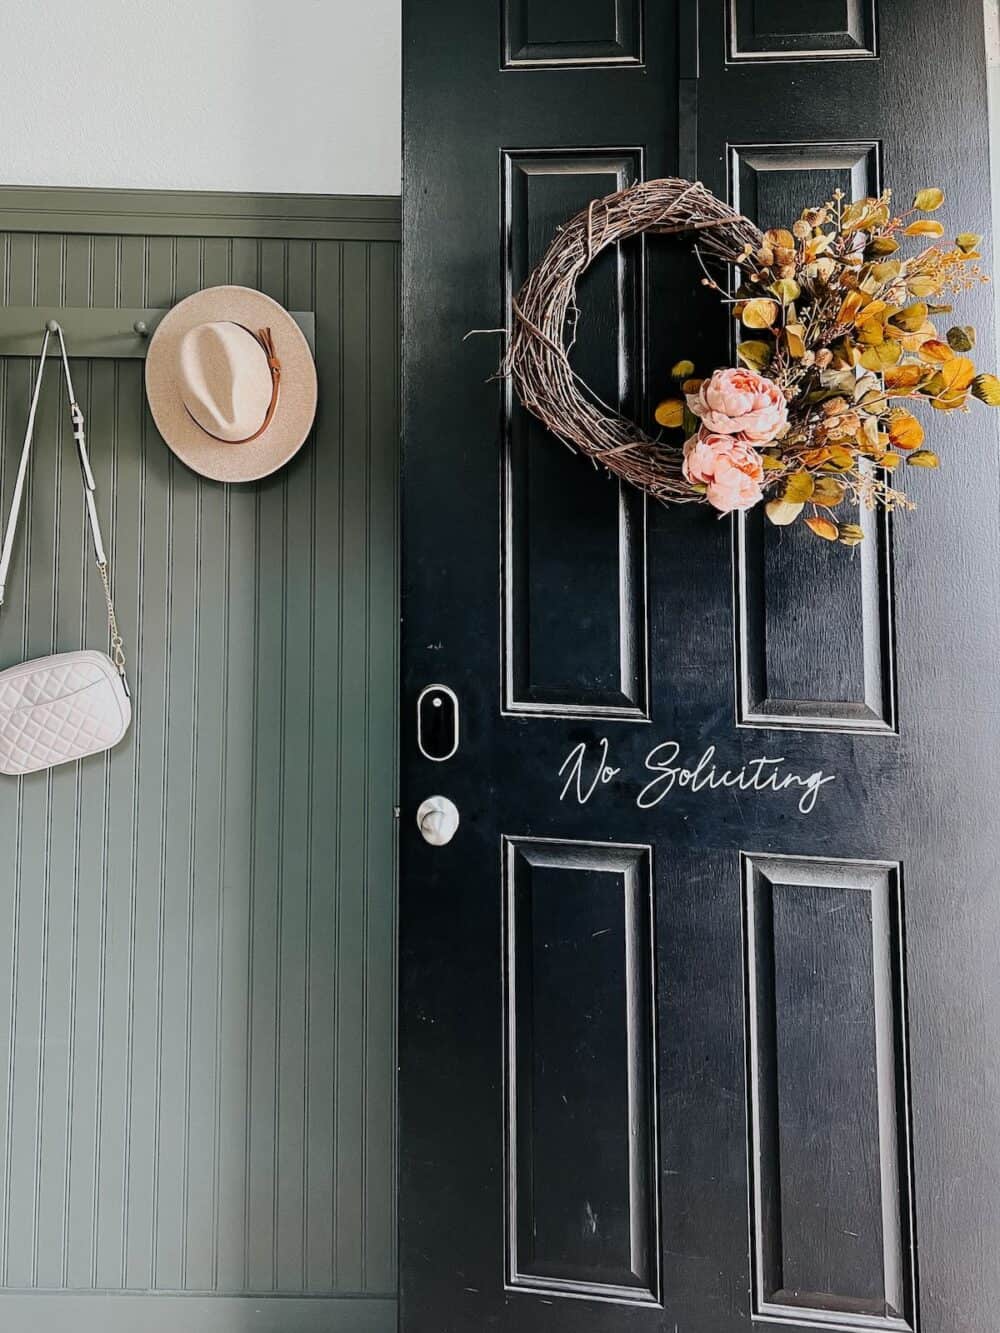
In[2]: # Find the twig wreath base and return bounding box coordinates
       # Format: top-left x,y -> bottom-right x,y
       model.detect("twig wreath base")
504,177 -> 764,504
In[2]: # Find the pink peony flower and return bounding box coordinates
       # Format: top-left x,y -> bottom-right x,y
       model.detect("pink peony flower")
686,367 -> 788,444
683,430 -> 765,514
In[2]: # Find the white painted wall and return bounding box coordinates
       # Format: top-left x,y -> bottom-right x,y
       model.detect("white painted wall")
0,0 -> 401,196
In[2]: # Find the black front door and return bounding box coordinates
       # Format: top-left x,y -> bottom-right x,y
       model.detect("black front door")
400,4 -> 1000,1331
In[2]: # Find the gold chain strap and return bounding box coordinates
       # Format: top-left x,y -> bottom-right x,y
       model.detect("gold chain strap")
97,560 -> 127,676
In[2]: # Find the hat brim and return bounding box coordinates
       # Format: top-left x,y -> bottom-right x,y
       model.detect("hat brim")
145,285 -> 318,483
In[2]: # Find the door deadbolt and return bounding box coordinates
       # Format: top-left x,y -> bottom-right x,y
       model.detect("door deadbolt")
417,795 -> 460,846
417,684 -> 459,762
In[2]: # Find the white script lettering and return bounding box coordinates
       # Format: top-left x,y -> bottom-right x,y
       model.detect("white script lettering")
558,737 -> 621,804
557,738 -> 835,816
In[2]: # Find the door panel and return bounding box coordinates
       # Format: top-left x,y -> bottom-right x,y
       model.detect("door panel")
502,0 -> 644,67
731,143 -> 896,733
402,3 -> 1000,1332
744,854 -> 914,1329
502,149 -> 647,716
503,837 -> 658,1304
729,1 -> 879,60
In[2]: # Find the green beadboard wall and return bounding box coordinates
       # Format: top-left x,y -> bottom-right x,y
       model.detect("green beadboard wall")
0,188 -> 399,1333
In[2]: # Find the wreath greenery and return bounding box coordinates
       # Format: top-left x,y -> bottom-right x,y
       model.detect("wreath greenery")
504,176 -> 996,544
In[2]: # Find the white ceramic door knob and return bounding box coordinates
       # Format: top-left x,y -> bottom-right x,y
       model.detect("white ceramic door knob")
416,795 -> 460,846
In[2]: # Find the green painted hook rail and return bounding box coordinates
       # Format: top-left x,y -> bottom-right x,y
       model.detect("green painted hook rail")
0,306 -> 315,358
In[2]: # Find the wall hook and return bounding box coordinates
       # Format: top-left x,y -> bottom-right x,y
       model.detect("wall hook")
0,306 -> 313,358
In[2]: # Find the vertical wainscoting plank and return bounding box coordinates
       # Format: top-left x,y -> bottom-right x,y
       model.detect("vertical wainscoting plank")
275,239 -> 314,1293
151,235 -> 202,1290
214,234 -> 260,1294
62,231 -> 120,1290
182,233 -> 232,1293
334,240 -> 371,1292
362,238 -> 399,1293
33,231 -> 91,1291
5,230 -> 58,1290
92,233 -> 145,1292
244,237 -> 288,1291
306,238 -> 343,1291
122,233 -> 175,1292
25,232 -> 68,1291
0,232 -> 31,1295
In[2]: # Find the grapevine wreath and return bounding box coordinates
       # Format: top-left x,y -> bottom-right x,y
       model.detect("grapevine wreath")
504,177 -> 997,545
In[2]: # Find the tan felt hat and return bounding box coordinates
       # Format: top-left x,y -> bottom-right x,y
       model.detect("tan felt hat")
145,286 -> 317,483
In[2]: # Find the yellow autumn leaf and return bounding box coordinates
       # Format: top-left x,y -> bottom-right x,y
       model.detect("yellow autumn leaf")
784,323 -> 807,358
770,278 -> 801,305
783,471 -> 815,503
859,414 -> 883,453
737,340 -> 772,372
869,260 -> 901,283
913,188 -> 945,212
764,228 -> 795,251
907,276 -> 941,297
860,340 -> 902,371
836,290 -> 864,325
889,302 -> 929,333
841,200 -> 887,233
956,232 -> 982,253
917,339 -> 955,364
838,523 -> 866,546
765,499 -> 804,527
812,477 -> 846,508
742,298 -> 780,329
972,373 -> 1000,405
939,356 -> 976,391
824,445 -> 856,472
897,323 -> 939,355
881,452 -> 902,470
929,390 -> 968,412
805,516 -> 839,541
887,409 -> 924,451
654,398 -> 686,429
670,359 -> 696,380
884,363 -> 928,390
857,319 -> 885,346
907,449 -> 940,468
905,220 -> 946,237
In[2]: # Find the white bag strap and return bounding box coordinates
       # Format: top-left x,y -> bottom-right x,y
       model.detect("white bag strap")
0,324 -> 128,686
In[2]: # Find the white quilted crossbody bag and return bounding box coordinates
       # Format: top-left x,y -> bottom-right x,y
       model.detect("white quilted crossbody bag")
0,323 -> 131,777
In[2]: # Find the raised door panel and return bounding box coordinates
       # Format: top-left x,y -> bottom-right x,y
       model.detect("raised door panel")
730,144 -> 896,732
502,150 -> 648,718
729,1 -> 878,60
503,838 -> 659,1305
743,854 -> 915,1331
503,0 -> 644,67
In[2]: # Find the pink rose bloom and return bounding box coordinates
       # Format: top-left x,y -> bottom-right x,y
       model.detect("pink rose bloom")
683,430 -> 765,514
687,367 -> 788,444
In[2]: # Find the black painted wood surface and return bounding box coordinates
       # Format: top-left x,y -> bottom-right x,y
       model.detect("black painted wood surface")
401,4 -> 1000,1331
